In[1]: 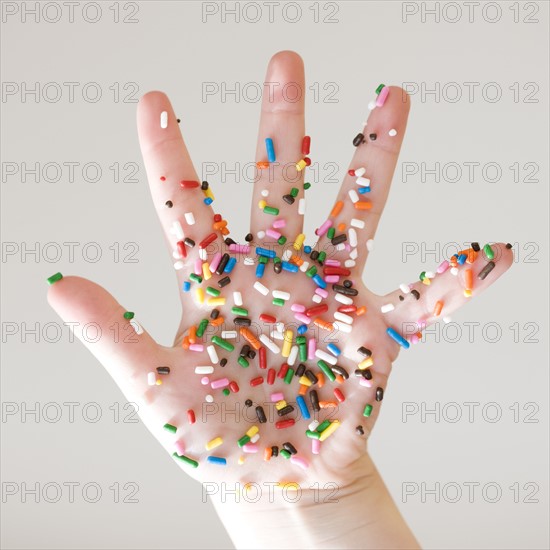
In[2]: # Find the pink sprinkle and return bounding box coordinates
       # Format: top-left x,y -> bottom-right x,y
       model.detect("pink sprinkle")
308,338 -> 316,360
437,260 -> 449,274
290,456 -> 309,469
271,392 -> 284,402
189,344 -> 204,352
359,378 -> 373,388
266,229 -> 281,239
376,85 -> 390,107
211,377 -> 229,389
272,219 -> 286,229
410,334 -> 420,344
294,313 -> 311,325
311,439 -> 320,455
174,440 -> 186,455
194,259 -> 202,275
229,244 -> 250,254
315,288 -> 328,298
325,275 -> 339,283
291,303 -> 306,313
243,443 -> 259,453
201,376 -> 210,385
344,244 -> 351,252
209,252 -> 222,272
315,219 -> 332,237
324,259 -> 341,267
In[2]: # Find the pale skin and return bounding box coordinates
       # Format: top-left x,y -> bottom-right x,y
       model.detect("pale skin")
47,51 -> 513,549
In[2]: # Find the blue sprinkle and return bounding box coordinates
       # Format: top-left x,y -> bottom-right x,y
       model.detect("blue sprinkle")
386,327 -> 410,349
207,456 -> 227,466
457,254 -> 467,265
296,395 -> 311,420
281,261 -> 298,273
204,197 -> 213,205
265,138 -> 276,162
304,245 -> 312,254
182,281 -> 191,292
327,343 -> 341,356
312,274 -> 327,289
224,257 -> 237,273
256,247 -> 276,258
256,262 -> 266,278
357,186 -> 371,194
297,324 -> 308,335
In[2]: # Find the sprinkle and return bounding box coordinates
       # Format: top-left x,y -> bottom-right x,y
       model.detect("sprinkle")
184,212 -> 195,225
376,86 -> 390,107
366,239 -> 375,251
483,244 -> 495,260
163,423 -> 177,434
207,456 -> 227,466
388,129 -> 397,137
386,327 -> 410,349
478,261 -> 495,280
363,404 -> 373,417
381,303 -> 394,313
160,111 -> 168,128
265,138 -> 276,162
173,453 -> 198,468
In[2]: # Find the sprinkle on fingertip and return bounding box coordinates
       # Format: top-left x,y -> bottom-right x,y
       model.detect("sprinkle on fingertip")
47,272 -> 63,285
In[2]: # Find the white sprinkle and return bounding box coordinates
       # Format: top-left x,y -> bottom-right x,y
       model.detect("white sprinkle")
299,261 -> 309,272
250,434 -> 260,443
334,311 -> 354,324
315,349 -> 337,365
344,259 -> 356,268
270,330 -> 284,341
184,212 -> 195,225
254,281 -> 269,295
207,345 -> 219,364
356,176 -> 370,186
233,291 -> 243,306
351,218 -> 365,229
335,243 -> 346,251
443,316 -> 452,324
388,128 -> 397,137
243,257 -> 255,266
282,249 -> 292,261
205,394 -> 214,403
257,231 -> 266,239
354,167 -> 366,177
349,228 -> 358,247
425,271 -> 436,279
333,321 -> 352,333
130,320 -> 143,334
174,261 -> 184,270
259,334 -> 280,354
366,239 -> 375,251
298,198 -> 306,215
334,293 -> 353,305
195,366 -> 214,374
308,420 -> 320,431
272,290 -> 290,300
171,221 -> 184,240
287,345 -> 299,366
160,111 -> 168,128
348,189 -> 360,203
350,248 -> 358,260
261,189 -> 269,197
450,267 -> 459,276
199,248 -> 207,261
147,372 -> 157,386
275,322 -> 285,333
381,303 -> 395,313
221,331 -> 237,339
400,283 -> 411,294
368,100 -> 376,111
312,294 -> 322,303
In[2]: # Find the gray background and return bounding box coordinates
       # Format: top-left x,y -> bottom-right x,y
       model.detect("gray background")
1,1 -> 548,548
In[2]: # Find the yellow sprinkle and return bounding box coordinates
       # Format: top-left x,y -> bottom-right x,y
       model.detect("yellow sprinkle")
295,159 -> 307,171
205,437 -> 223,451
358,357 -> 373,370
464,289 -> 472,298
246,425 -> 259,438
298,376 -> 312,386
293,233 -> 305,250
202,262 -> 212,281
258,200 -> 267,209
275,400 -> 287,410
207,297 -> 226,306
281,329 -> 293,358
155,379 -> 162,385
203,187 -> 215,200
319,420 -> 340,441
195,287 -> 205,304
238,456 -> 245,465
277,481 -> 300,491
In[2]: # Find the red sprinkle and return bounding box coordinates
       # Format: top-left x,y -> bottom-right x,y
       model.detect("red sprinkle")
302,136 -> 311,155
337,305 -> 357,314
176,241 -> 187,258
323,267 -> 351,276
277,363 -> 289,379
229,381 -> 239,393
160,176 -> 166,181
259,313 -> 277,323
250,376 -> 264,387
213,213 -> 222,222
259,347 -> 267,369
276,419 -> 295,429
180,180 -> 200,189
267,368 -> 276,385
199,232 -> 217,249
348,169 -> 355,176
187,409 -> 196,424
304,157 -> 311,166
305,304 -> 328,317
334,388 -> 345,402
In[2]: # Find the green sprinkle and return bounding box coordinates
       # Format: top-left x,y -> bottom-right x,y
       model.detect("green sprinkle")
277,236 -> 287,245
212,335 -> 235,352
306,429 -> 320,439
304,182 -> 311,190
164,423 -> 177,434
280,449 -> 291,459
327,227 -> 335,240
189,273 -> 203,283
306,266 -> 317,278
206,287 -> 220,297
316,420 -> 331,433
419,271 -> 426,281
46,272 -> 63,285
318,251 -> 326,263
363,404 -> 373,417
238,356 -> 249,368
222,388 -> 230,396
296,336 -> 307,345
290,187 -> 299,198
317,360 -> 336,382
237,435 -> 251,448
259,256 -> 268,264
375,83 -> 385,94
299,344 -> 308,362
123,311 -> 134,319
273,257 -> 281,264
196,319 -> 209,338
284,368 -> 295,384
263,206 -> 279,215
173,452 -> 198,468
272,298 -> 285,307
483,244 -> 494,260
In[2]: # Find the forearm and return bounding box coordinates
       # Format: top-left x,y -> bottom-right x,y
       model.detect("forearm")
209,454 -> 420,550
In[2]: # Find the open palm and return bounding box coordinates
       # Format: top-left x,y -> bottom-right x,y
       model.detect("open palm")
47,52 -> 512,490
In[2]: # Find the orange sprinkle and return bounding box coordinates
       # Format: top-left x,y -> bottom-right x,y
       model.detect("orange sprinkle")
263,446 -> 272,461
433,300 -> 443,317
355,305 -> 367,316
240,327 -> 262,350
337,223 -> 346,232
319,401 -> 338,408
317,372 -> 325,388
330,201 -> 344,217
210,316 -> 224,327
290,255 -> 304,266
188,325 -> 197,344
354,201 -> 372,210
313,318 -> 334,332
213,220 -> 227,231
221,227 -> 230,236
298,384 -> 308,396
335,374 -> 345,384
181,336 -> 190,350
256,161 -> 269,169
